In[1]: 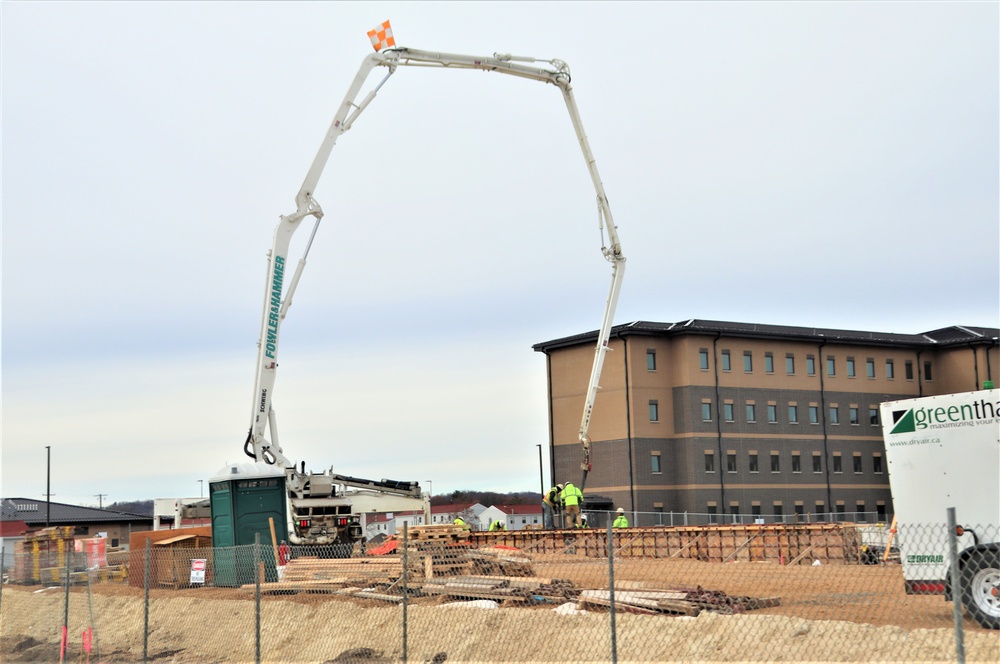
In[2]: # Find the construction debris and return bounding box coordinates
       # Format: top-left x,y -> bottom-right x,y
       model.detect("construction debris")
577,586 -> 781,616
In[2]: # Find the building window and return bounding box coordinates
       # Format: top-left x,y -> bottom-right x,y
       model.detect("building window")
649,400 -> 659,422
698,349 -> 708,370
764,353 -> 774,373
905,360 -> 914,380
727,452 -> 737,472
854,455 -> 863,473
827,356 -> 836,376
877,503 -> 887,521
746,404 -> 756,422
808,406 -> 819,424
724,403 -> 734,422
792,452 -> 801,473
773,503 -> 784,518
744,351 -> 753,373
833,455 -> 843,473
707,504 -> 718,524
873,455 -> 883,474
806,355 -> 816,376
786,354 -> 795,375
869,408 -> 879,425
751,504 -> 762,517
794,504 -> 805,518
924,361 -> 933,381
788,405 -> 798,424
886,359 -> 895,379
849,407 -> 859,425
705,452 -> 715,473
846,357 -> 855,377
866,358 -> 875,378
721,350 -> 731,372
749,453 -> 759,473
701,402 -> 712,422
767,404 -> 777,423
829,406 -> 839,424
812,454 -> 822,473
770,452 -> 780,472
651,453 -> 661,473
647,349 -> 657,371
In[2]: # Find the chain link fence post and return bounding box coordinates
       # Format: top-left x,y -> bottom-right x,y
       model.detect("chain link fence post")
607,519 -> 618,664
946,508 -> 966,664
60,543 -> 70,664
402,523 -> 409,664
143,538 -> 150,664
255,535 -> 262,664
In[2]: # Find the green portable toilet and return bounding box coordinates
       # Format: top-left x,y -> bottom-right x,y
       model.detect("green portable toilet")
209,462 -> 287,587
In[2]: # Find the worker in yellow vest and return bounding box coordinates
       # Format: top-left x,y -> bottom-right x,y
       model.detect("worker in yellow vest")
560,482 -> 583,528
613,507 -> 629,528
489,518 -> 506,531
454,516 -> 470,530
542,484 -> 563,529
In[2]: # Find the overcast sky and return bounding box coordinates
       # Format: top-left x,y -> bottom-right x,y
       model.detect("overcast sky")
2,2 -> 997,507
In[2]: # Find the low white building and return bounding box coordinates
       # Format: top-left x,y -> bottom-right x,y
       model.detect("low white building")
480,504 -> 543,531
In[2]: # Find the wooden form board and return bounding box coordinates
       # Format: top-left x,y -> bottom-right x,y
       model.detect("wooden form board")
470,523 -> 862,564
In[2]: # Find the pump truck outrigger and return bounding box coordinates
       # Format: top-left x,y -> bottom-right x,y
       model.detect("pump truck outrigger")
243,44 -> 626,546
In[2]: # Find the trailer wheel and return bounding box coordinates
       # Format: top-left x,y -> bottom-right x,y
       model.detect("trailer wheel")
962,550 -> 1000,629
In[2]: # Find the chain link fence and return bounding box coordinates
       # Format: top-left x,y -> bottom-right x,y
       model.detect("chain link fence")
1,517 -> 997,662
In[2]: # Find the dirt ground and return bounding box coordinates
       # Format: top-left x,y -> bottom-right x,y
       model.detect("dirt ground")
2,558 -> 998,662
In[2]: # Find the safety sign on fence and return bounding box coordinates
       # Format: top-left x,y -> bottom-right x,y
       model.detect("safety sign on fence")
190,559 -> 207,584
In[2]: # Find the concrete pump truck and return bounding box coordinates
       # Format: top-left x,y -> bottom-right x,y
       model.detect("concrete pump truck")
228,29 -> 625,548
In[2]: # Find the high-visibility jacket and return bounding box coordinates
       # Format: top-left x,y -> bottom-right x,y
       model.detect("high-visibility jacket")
613,515 -> 629,528
454,517 -> 470,530
543,486 -> 561,506
561,483 -> 583,507
490,519 -> 506,531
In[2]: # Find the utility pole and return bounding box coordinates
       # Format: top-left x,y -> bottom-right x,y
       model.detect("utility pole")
45,446 -> 51,527
536,444 -> 545,498
198,480 -> 204,498
94,494 -> 107,509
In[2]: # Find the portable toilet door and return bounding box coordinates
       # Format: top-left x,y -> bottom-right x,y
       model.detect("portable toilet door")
209,462 -> 286,587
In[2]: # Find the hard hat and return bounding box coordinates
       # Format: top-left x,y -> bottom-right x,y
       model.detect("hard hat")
617,508 -> 624,513
556,484 -> 564,490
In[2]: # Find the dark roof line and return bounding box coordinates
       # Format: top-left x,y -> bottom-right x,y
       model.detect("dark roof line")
533,319 -> 1000,352
1,498 -> 152,525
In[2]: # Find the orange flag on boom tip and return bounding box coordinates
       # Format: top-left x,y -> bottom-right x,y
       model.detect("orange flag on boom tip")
367,20 -> 395,52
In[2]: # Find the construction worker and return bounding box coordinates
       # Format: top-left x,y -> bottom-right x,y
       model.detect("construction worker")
489,518 -> 506,531
560,481 -> 583,528
613,507 -> 629,528
578,514 -> 589,528
453,516 -> 470,530
542,484 -> 563,529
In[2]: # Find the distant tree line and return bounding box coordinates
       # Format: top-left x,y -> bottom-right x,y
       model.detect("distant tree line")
433,491 -> 538,507
107,500 -> 154,515
104,491 -> 537,514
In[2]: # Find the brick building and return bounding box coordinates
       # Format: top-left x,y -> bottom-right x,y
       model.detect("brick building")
533,320 -> 998,524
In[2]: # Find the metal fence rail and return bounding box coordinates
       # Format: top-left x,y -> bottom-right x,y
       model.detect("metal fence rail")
1,519 -> 997,663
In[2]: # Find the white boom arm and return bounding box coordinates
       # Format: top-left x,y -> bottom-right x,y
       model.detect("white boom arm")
245,47 -> 625,494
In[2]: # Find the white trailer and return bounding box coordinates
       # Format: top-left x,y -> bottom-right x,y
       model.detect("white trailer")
880,388 -> 999,628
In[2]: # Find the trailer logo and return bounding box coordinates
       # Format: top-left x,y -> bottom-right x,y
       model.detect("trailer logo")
265,256 -> 286,359
906,554 -> 944,564
889,397 -> 998,434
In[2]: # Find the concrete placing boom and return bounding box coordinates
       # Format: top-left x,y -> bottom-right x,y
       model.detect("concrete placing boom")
244,45 -> 625,544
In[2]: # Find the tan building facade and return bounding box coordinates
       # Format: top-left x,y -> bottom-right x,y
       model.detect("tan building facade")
534,320 -> 998,524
